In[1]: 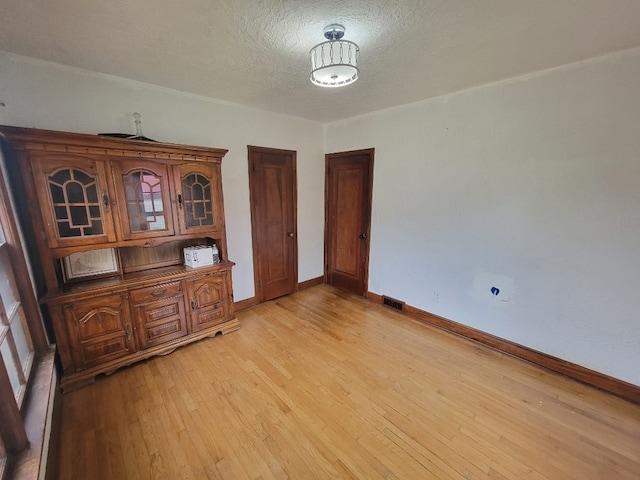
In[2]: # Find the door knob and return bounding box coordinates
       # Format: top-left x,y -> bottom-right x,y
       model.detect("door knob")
288,232 -> 294,237
359,233 -> 367,239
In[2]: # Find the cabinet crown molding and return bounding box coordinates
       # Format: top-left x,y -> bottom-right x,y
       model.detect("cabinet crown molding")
0,125 -> 228,162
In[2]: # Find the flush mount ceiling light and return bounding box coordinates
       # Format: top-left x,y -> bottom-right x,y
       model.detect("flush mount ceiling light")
309,24 -> 359,88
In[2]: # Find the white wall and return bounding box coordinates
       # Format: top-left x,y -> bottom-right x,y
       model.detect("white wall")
3,48 -> 639,387
0,52 -> 326,302
326,48 -> 640,386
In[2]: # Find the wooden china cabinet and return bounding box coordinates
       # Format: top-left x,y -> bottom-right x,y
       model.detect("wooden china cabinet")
0,126 -> 239,391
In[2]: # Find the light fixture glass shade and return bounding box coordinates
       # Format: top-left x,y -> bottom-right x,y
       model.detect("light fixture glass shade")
310,39 -> 359,87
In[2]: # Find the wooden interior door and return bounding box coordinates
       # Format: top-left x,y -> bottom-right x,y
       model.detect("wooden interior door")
248,146 -> 297,302
325,149 -> 374,296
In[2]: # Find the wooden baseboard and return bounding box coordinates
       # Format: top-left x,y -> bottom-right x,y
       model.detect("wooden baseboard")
367,291 -> 640,405
298,276 -> 324,291
235,296 -> 259,312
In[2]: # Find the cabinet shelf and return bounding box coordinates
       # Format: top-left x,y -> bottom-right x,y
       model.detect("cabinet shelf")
46,261 -> 235,299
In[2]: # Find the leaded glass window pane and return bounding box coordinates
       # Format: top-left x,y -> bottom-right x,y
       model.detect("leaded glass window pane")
182,172 -> 215,229
47,168 -> 105,239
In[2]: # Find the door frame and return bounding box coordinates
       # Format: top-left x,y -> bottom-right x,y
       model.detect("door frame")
248,145 -> 298,303
324,148 -> 374,297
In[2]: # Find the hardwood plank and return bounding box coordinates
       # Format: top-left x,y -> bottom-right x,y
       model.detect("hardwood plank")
55,285 -> 640,479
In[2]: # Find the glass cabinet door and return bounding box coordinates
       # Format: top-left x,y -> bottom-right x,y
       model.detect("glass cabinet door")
31,155 -> 117,248
112,160 -> 175,240
175,164 -> 223,235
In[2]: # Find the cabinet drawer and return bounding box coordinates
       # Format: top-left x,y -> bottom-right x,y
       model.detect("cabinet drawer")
130,281 -> 183,304
190,302 -> 227,332
134,296 -> 188,349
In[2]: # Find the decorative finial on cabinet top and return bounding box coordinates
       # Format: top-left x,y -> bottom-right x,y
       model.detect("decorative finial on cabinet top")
98,111 -> 157,142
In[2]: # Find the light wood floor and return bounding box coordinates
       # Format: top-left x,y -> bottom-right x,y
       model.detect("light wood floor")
55,285 -> 640,479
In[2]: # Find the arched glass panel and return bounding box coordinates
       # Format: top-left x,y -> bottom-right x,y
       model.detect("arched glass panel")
122,170 -> 166,232
182,173 -> 214,228
48,168 -> 104,238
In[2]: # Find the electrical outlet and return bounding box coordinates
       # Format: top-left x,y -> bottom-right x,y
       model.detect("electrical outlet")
472,272 -> 514,305
433,291 -> 440,302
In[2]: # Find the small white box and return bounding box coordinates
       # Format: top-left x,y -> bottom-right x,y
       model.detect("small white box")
184,245 -> 217,268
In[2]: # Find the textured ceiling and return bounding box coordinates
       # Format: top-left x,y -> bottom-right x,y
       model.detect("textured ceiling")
2,0 -> 640,123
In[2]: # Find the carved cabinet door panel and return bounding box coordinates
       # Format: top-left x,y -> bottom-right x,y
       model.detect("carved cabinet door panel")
62,292 -> 136,370
187,272 -> 229,333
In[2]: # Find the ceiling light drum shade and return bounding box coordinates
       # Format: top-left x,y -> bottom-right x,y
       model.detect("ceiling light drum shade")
310,25 -> 359,88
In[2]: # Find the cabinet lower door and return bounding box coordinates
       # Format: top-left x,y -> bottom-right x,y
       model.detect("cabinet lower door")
62,292 -> 136,370
133,295 -> 188,349
188,273 -> 229,332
